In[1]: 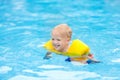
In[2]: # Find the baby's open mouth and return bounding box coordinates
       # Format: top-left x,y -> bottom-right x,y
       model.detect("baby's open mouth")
54,45 -> 60,48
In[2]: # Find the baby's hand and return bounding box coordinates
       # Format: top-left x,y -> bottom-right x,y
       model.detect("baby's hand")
43,52 -> 52,59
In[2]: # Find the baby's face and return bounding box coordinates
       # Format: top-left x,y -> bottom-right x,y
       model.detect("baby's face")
51,30 -> 69,52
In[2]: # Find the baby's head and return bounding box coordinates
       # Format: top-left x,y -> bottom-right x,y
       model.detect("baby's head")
51,24 -> 72,52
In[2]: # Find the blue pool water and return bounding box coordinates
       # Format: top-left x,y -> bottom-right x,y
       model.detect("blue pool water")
0,0 -> 120,80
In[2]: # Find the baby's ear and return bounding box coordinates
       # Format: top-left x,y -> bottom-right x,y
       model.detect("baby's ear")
67,38 -> 71,41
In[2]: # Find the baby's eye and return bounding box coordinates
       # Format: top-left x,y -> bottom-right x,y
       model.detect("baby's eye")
52,38 -> 54,40
57,39 -> 61,41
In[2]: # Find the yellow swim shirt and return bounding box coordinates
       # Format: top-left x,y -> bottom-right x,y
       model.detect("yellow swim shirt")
43,39 -> 90,57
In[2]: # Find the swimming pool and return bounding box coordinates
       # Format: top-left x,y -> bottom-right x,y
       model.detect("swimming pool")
0,0 -> 120,80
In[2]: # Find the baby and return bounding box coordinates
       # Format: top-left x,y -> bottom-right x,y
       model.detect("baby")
43,24 -> 100,64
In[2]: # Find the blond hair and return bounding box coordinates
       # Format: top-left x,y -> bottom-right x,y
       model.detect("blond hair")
52,24 -> 72,40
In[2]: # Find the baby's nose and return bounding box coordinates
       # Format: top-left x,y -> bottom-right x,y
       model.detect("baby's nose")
54,40 -> 58,44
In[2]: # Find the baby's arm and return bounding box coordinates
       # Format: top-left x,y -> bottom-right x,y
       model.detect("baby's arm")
86,53 -> 100,63
43,52 -> 52,59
